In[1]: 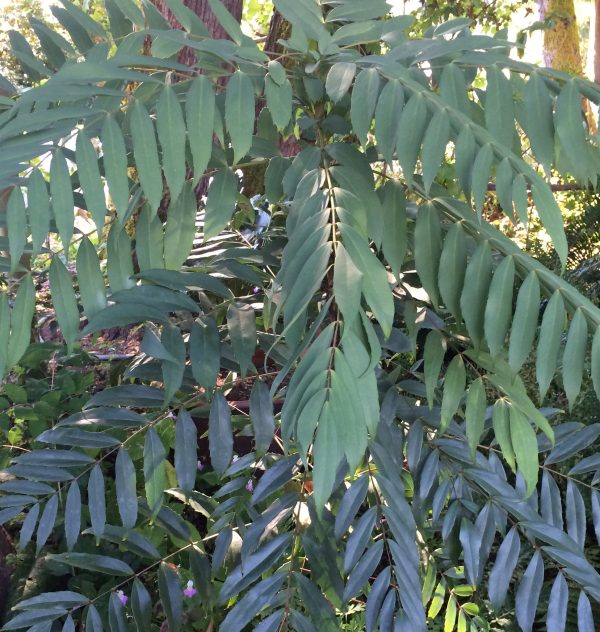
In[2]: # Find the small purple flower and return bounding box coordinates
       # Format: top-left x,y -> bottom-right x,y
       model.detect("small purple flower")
197,460 -> 204,471
183,580 -> 197,598
252,286 -> 260,294
116,590 -> 128,606
245,480 -> 254,493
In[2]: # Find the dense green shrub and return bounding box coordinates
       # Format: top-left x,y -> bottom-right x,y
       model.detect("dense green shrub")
2,1 -> 600,630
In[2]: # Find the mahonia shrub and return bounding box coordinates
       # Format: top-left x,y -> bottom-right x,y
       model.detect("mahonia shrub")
2,1 -> 600,630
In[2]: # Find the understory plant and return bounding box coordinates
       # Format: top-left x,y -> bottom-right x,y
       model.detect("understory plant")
2,1 -> 600,630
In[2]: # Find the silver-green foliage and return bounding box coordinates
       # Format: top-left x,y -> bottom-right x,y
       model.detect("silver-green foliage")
2,0 -> 600,630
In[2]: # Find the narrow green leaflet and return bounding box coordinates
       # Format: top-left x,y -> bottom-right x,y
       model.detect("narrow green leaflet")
36,494 -> 58,554
250,379 -> 275,455
375,78 -> 404,166
64,480 -> 81,551
531,182 -> 568,270
204,168 -> 238,240
438,222 -> 467,321
7,187 -> 26,273
47,552 -> 134,575
508,271 -> 540,373
135,204 -> 164,271
562,308 -> 587,409
492,399 -> 515,471
115,446 -> 137,529
189,316 -> 220,391
380,179 -> 407,278
455,124 -> 477,198
144,427 -> 166,516
424,330 -> 445,409
488,526 -> 520,609
76,236 -> 106,319
50,149 -> 75,252
333,243 -> 362,325
164,182 -> 197,269
509,406 -> 538,497
535,290 -> 565,402
19,503 -> 39,551
546,572 -> 568,632
106,225 -> 135,293
593,326 -> 600,400
6,274 -> 35,370
88,463 -> 106,539
0,294 -> 7,378
75,132 -> 106,232
472,143 -> 493,214
313,400 -> 344,510
396,92 -> 428,185
227,302 -> 256,377
132,578 -> 152,631
484,255 -> 515,357
421,109 -> 450,193
49,257 -> 79,351
414,203 -> 442,308
225,70 -> 255,164
515,551 -> 544,632
326,62 -> 356,103
465,378 -> 486,460
27,169 -> 51,257
101,114 -> 129,219
156,85 -> 186,202
440,354 -> 466,433
523,72 -> 554,176
208,391 -> 233,476
265,74 -> 293,131
130,99 -> 163,213
158,563 -> 183,632
175,408 -> 197,494
186,75 -> 215,184
351,68 -> 380,146
460,241 -> 492,349
485,65 -> 514,149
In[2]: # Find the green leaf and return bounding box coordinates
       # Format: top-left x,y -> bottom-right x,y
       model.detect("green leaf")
523,72 -> 554,176
265,75 -> 293,131
135,204 -> 165,271
326,0 -> 389,21
380,179 -> 407,278
48,552 -> 134,575
465,378 -> 486,461
3,608 -> 68,630
508,271 -> 540,372
326,62 -> 356,103
76,236 -> 106,319
156,85 -> 186,202
225,70 -> 255,164
130,99 -> 163,213
577,591 -> 594,632
75,132 -> 106,232
351,68 -> 380,146
250,379 -> 275,456
7,187 -> 26,273
158,562 -> 183,632
15,590 -> 89,611
161,324 -> 186,404
333,243 -> 362,325
535,290 -> 565,402
144,427 -> 166,516
107,224 -> 134,293
454,124 -> 477,198
175,408 -> 197,494
108,592 -> 127,632
396,92 -> 428,184
227,302 -> 256,377
488,526 -> 520,609
64,481 -> 81,551
421,109 -> 450,193
440,354 -> 465,434
115,447 -> 137,529
49,257 -> 80,351
375,78 -> 404,166
88,463 -> 106,539
515,551 -> 544,632
313,400 -> 344,510
414,203 -> 442,308
592,326 -> 600,400
208,391 -> 233,476
485,65 -> 514,149
101,114 -> 129,219
438,222 -> 467,321
509,406 -> 538,497
50,149 -> 75,252
19,503 -> 39,551
164,182 -> 197,270
27,169 -> 51,258
484,255 -> 515,357
131,579 -> 152,632
190,316 -> 220,391
6,275 -> 35,370
204,168 -> 238,240
206,0 -> 245,44
186,76 -> 215,184
343,541 -> 384,603
36,494 -> 58,554
530,181 -> 568,270
272,0 -> 325,41
460,241 -> 492,349
471,143 -> 493,214
492,398 -> 515,471
562,308 -> 587,410
86,605 -> 103,632
0,293 -> 8,378
424,330 -> 445,409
